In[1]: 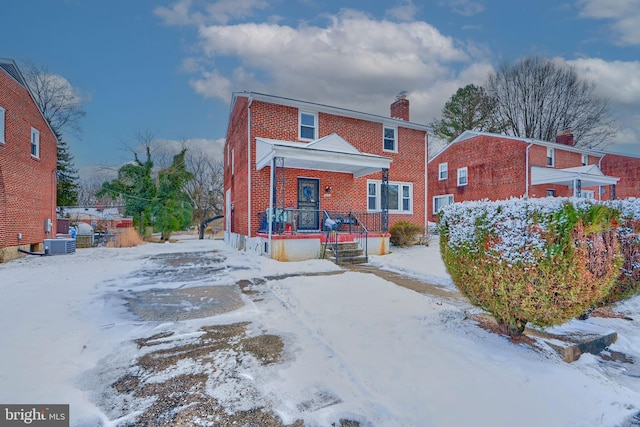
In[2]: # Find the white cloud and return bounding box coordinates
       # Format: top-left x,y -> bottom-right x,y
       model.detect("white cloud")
385,0 -> 419,22
188,9 -> 476,123
578,0 -> 640,45
438,0 -> 485,17
154,0 -> 268,26
566,57 -> 640,147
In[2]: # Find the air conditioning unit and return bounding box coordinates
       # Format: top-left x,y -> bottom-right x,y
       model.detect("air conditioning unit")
44,238 -> 76,255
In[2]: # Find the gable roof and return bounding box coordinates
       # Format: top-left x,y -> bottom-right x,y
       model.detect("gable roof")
231,91 -> 430,132
0,58 -> 59,144
256,133 -> 391,178
430,130 -> 608,162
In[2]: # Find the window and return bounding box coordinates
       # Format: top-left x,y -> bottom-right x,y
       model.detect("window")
457,167 -> 468,186
367,183 -> 377,210
438,163 -> 448,180
383,126 -> 397,151
31,128 -> 40,158
299,111 -> 317,140
367,180 -> 413,213
231,149 -> 235,175
546,189 -> 556,197
581,153 -> 588,166
0,106 -> 5,144
433,194 -> 454,214
546,147 -> 554,166
581,190 -> 595,199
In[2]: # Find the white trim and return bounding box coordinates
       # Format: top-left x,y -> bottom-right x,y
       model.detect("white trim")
30,127 -> 40,158
531,165 -> 619,187
367,180 -> 413,214
383,125 -> 397,152
299,110 -> 317,141
433,194 -> 454,214
546,147 -> 555,167
0,105 -> 5,144
256,135 -> 392,178
438,162 -> 448,180
457,167 -> 468,186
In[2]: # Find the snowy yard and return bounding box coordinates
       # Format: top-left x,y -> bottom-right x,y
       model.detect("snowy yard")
1,235 -> 639,426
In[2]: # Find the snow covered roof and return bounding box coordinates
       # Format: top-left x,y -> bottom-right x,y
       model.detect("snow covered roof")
256,133 -> 392,178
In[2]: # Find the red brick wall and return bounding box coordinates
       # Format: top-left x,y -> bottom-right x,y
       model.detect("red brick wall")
225,96 -> 427,237
601,153 -> 640,199
427,135 -> 634,222
0,68 -> 57,251
428,135 -> 527,221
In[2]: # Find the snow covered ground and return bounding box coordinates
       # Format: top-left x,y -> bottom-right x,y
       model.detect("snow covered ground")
0,235 -> 639,426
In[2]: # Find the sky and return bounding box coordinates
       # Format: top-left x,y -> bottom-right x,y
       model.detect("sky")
1,234 -> 639,426
2,0 -> 639,179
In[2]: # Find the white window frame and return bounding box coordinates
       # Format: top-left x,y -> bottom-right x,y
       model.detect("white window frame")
438,162 -> 448,180
383,125 -> 397,152
433,194 -> 454,214
581,153 -> 588,166
366,180 -> 413,214
0,106 -> 5,144
580,190 -> 595,199
457,167 -> 468,186
31,128 -> 40,158
231,148 -> 235,175
546,189 -> 556,197
546,147 -> 555,167
299,111 -> 317,140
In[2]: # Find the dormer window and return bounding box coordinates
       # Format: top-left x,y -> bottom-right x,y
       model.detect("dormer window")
299,111 -> 317,140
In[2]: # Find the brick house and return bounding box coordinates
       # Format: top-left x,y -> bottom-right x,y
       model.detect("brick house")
0,58 -> 58,262
428,130 -> 640,222
224,92 -> 429,261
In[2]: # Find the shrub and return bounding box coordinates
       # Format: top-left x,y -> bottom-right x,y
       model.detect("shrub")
600,198 -> 640,305
108,228 -> 144,248
439,197 -> 622,337
390,221 -> 423,247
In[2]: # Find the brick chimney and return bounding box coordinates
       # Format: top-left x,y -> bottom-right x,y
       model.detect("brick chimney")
391,91 -> 410,121
556,129 -> 574,146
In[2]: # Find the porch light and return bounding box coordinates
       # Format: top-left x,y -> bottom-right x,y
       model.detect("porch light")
325,186 -> 332,193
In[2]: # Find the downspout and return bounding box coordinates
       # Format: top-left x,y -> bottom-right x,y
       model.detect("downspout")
424,132 -> 428,233
525,143 -> 533,197
247,96 -> 253,238
598,154 -> 605,200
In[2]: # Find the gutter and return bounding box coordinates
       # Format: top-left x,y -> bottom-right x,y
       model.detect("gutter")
247,96 -> 253,238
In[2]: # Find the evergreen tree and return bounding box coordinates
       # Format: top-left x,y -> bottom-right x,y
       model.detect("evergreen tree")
430,84 -> 503,143
55,131 -> 79,208
153,149 -> 194,240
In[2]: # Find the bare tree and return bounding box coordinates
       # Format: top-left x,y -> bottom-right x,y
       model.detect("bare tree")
22,61 -> 86,137
184,149 -> 224,239
486,57 -> 617,148
22,61 -> 87,207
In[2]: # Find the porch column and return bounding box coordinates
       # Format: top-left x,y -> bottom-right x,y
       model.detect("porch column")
612,184 -> 616,200
575,179 -> 582,198
381,168 -> 389,232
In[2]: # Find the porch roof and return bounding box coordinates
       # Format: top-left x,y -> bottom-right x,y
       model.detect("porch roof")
256,133 -> 392,178
531,165 -> 619,187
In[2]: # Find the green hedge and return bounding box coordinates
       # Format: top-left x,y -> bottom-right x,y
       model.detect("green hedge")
439,198 -> 623,337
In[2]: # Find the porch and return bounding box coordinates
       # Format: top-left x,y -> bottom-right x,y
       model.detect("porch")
256,209 -> 390,264
253,133 -> 394,263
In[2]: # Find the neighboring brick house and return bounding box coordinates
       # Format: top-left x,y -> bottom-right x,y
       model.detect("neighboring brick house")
0,58 -> 58,262
428,130 -> 640,222
224,92 -> 429,261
